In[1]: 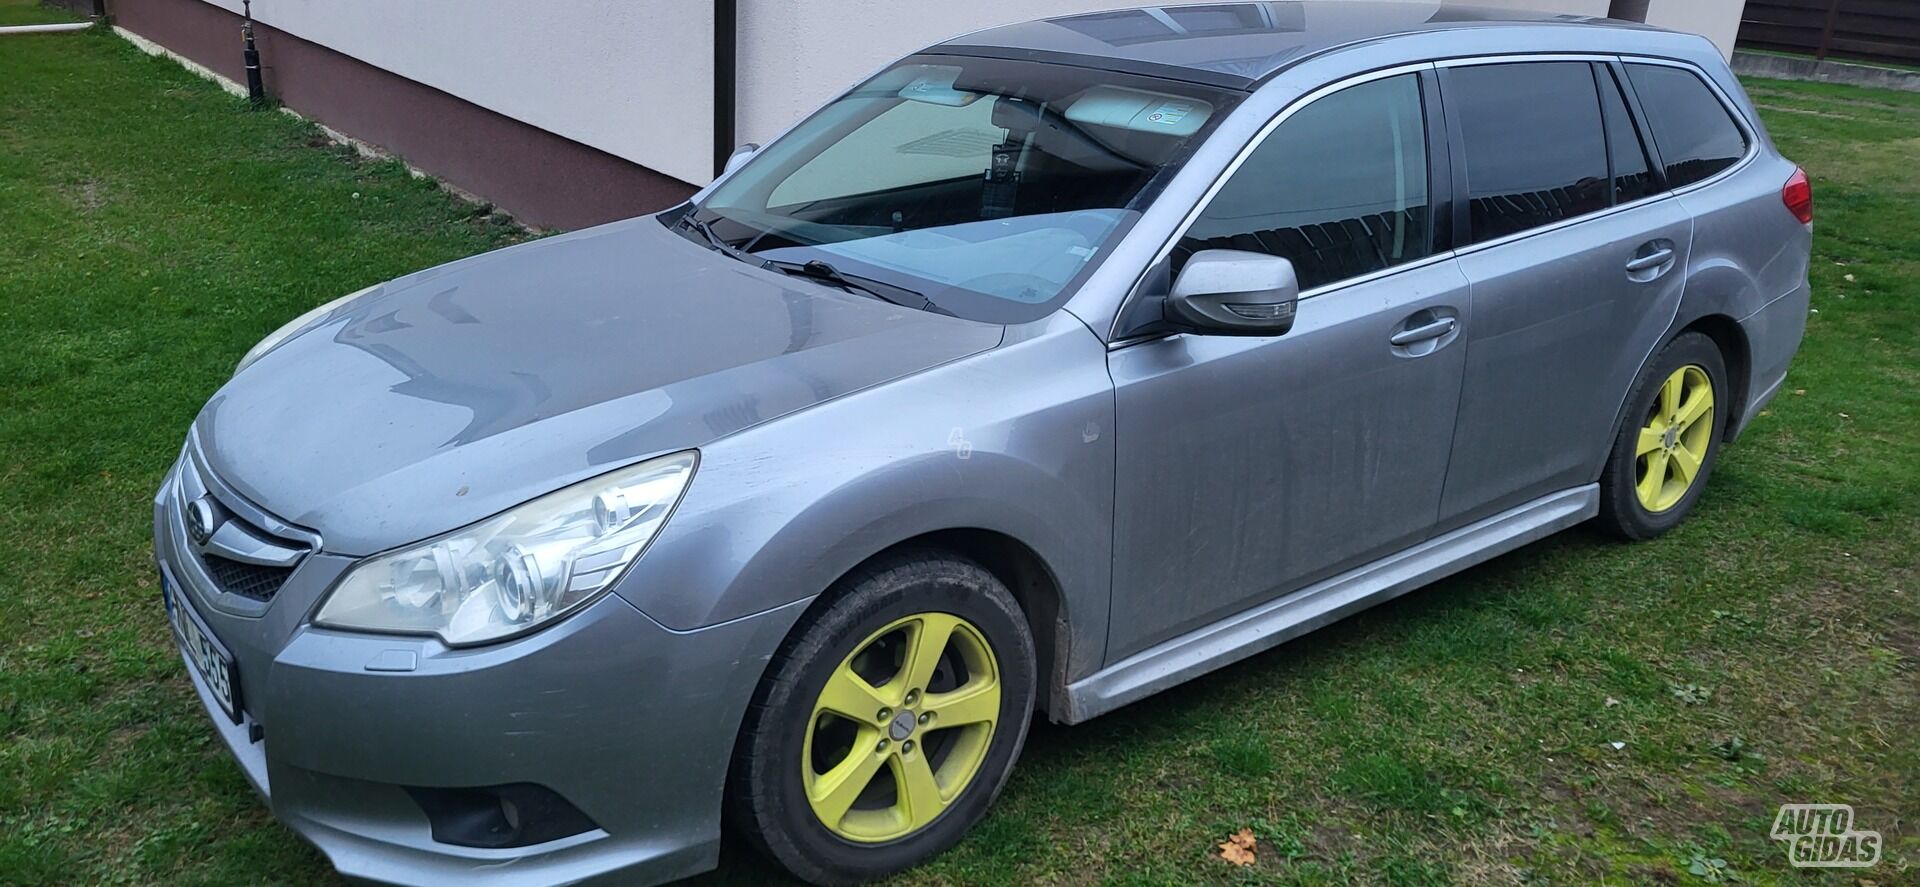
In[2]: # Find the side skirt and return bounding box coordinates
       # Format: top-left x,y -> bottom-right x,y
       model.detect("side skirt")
1059,485 -> 1599,723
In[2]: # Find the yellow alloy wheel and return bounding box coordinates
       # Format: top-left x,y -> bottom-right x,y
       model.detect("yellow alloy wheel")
1635,364 -> 1714,513
802,612 -> 1000,843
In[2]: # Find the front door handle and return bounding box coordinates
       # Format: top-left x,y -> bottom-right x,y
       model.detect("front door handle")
1390,317 -> 1457,347
1625,248 -> 1676,273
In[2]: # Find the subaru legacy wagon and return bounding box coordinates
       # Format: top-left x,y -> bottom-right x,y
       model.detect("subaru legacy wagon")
154,3 -> 1811,884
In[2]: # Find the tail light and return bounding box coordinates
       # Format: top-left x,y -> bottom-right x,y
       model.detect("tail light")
1783,167 -> 1813,225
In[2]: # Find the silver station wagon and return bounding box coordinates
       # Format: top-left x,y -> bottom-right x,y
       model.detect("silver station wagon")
153,3 -> 1811,884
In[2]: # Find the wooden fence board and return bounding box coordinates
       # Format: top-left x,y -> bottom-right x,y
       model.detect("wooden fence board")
1738,0 -> 1920,66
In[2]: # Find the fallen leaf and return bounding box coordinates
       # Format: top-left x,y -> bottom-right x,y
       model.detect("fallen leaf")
1218,827 -> 1257,866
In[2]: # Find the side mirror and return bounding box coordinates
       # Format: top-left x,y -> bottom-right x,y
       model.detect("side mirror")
1164,249 -> 1299,336
722,142 -> 761,176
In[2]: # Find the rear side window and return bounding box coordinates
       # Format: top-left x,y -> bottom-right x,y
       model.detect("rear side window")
1446,62 -> 1610,244
1597,66 -> 1658,204
1178,73 -> 1431,291
1625,63 -> 1750,188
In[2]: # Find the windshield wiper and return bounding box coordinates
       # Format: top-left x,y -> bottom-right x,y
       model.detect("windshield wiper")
765,258 -> 945,314
676,213 -> 759,266
680,215 -> 948,315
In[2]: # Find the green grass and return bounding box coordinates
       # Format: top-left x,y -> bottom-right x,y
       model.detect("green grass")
0,0 -> 81,26
3,20 -> 1917,887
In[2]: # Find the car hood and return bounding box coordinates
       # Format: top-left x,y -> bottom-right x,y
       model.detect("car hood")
194,216 -> 1004,556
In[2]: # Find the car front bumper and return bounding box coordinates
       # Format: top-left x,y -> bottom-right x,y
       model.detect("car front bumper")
154,457 -> 807,886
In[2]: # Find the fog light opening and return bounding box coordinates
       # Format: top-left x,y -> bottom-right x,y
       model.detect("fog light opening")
404,783 -> 598,849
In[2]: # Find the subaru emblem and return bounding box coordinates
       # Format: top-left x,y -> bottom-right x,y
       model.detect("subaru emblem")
186,496 -> 220,546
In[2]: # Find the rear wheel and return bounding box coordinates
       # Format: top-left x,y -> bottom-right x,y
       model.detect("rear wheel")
1597,332 -> 1729,539
730,552 -> 1036,885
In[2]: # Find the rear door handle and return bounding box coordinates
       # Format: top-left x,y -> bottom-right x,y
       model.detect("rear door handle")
1390,317 -> 1456,347
1625,248 -> 1676,273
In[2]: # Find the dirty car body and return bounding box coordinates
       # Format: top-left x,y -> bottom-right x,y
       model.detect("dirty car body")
154,4 -> 1810,884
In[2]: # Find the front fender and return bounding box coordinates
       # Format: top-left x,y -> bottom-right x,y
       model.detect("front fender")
613,313 -> 1117,678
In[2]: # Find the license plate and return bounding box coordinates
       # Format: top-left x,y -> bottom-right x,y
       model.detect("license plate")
162,574 -> 243,724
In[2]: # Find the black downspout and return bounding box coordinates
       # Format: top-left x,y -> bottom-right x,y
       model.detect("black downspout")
713,0 -> 737,178
241,0 -> 266,107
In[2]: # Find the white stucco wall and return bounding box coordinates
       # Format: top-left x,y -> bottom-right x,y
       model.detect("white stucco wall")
196,0 -> 1736,186
198,0 -> 716,185
735,0 -> 1613,146
736,0 -> 1121,147
1640,0 -> 1745,58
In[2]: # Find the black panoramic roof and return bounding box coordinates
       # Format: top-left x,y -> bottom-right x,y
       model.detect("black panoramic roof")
927,1 -> 1655,89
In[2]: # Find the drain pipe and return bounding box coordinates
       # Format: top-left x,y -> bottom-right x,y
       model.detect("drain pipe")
241,0 -> 266,107
0,21 -> 91,34
712,0 -> 737,179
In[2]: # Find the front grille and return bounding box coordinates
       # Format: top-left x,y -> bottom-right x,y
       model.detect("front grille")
201,553 -> 296,602
173,442 -> 311,603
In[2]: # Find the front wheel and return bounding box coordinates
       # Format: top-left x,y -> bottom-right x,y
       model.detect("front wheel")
1596,331 -> 1729,539
729,551 -> 1036,885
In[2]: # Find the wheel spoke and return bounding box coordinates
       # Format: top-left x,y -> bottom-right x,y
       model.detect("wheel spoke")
923,679 -> 999,728
1636,424 -> 1665,457
816,667 -> 892,721
808,732 -> 887,827
1661,371 -> 1684,420
1670,443 -> 1703,488
900,613 -> 960,696
1674,386 -> 1712,430
893,748 -> 947,825
1638,451 -> 1669,505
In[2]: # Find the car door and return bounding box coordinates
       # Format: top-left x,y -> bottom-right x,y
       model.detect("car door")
1104,69 -> 1472,662
1436,59 -> 1696,528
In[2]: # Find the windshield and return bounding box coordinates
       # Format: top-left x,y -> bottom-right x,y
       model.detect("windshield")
678,55 -> 1244,323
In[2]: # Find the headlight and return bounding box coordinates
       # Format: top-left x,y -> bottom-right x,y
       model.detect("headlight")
235,284 -> 380,373
314,451 -> 697,645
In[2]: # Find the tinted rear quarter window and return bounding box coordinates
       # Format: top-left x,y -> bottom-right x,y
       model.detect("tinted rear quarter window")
1446,62 -> 1610,244
1625,63 -> 1749,188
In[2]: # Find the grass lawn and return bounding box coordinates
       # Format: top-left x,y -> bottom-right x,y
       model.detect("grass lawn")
0,0 -> 79,26
3,19 -> 1917,887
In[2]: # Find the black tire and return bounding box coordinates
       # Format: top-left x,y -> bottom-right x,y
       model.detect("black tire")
728,550 -> 1037,885
1596,331 -> 1730,540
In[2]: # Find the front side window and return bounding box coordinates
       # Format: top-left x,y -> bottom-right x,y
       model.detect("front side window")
1447,61 -> 1611,244
1177,73 -> 1432,292
1625,63 -> 1750,189
686,56 -> 1243,323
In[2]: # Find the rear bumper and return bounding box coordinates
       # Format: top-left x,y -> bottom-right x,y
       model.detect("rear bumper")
154,461 -> 808,886
1731,280 -> 1811,440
